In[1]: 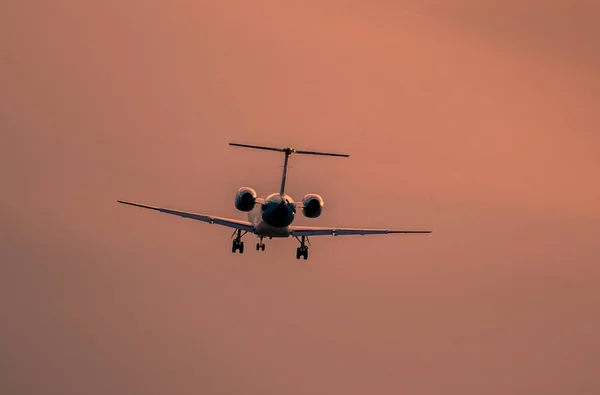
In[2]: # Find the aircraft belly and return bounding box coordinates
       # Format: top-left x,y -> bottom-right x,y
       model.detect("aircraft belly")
255,222 -> 290,238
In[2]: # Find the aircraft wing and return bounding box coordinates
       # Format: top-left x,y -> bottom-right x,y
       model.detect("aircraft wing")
289,226 -> 431,236
117,200 -> 255,232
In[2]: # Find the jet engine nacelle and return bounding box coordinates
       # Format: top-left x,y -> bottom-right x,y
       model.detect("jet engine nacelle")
235,187 -> 257,212
302,193 -> 324,218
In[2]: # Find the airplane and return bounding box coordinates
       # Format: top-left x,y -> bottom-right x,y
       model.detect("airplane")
117,142 -> 432,260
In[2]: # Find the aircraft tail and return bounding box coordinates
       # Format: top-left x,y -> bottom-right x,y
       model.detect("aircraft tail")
229,142 -> 349,196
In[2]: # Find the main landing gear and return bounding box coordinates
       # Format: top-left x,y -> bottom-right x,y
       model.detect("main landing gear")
231,229 -> 247,254
232,231 -> 307,259
295,236 -> 309,260
256,236 -> 266,251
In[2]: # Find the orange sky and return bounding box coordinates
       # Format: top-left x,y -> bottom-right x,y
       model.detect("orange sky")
1,1 -> 599,394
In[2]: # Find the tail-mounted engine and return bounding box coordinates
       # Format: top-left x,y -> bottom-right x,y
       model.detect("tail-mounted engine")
235,187 -> 257,211
302,193 -> 324,218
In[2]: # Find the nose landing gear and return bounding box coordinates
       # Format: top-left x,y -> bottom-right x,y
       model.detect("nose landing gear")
295,236 -> 309,260
256,236 -> 266,251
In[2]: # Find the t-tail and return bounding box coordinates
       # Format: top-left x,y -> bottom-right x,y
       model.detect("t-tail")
229,142 -> 350,196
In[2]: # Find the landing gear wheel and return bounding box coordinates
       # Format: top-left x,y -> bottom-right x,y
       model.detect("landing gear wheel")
231,229 -> 247,254
295,236 -> 310,260
256,236 -> 266,252
296,247 -> 308,260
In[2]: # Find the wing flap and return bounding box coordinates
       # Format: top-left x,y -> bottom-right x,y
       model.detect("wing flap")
117,200 -> 254,231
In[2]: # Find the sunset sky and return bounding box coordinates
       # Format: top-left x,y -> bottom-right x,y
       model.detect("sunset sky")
1,1 -> 599,394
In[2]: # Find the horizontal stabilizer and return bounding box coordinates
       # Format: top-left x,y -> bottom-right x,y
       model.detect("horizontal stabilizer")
294,149 -> 349,157
229,142 -> 349,158
228,142 -> 285,153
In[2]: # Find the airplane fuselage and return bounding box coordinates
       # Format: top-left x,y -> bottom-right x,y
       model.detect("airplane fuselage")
249,193 -> 297,238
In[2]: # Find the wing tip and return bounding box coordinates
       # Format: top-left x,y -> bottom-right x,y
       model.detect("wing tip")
117,200 -> 161,211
